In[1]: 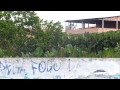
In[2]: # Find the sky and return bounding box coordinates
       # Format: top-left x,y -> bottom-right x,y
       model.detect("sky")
35,11 -> 120,30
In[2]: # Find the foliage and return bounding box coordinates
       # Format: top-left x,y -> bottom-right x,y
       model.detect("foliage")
1,11 -> 120,57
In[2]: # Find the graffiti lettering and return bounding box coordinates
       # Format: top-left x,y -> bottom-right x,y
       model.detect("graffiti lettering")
38,61 -> 46,73
31,61 -> 38,75
0,58 -> 120,79
68,59 -> 71,72
53,63 -> 61,71
0,61 -> 26,75
31,60 -> 61,75
47,60 -> 52,72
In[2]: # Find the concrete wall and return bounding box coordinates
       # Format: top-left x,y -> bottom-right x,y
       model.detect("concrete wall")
65,28 -> 118,34
66,28 -> 99,34
0,58 -> 120,79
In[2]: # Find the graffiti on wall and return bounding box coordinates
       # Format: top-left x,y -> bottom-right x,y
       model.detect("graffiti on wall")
0,58 -> 120,79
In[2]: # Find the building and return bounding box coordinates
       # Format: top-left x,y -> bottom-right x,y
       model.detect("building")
65,15 -> 120,34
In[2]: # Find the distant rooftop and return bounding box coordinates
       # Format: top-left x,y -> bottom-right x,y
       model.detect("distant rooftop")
65,15 -> 120,23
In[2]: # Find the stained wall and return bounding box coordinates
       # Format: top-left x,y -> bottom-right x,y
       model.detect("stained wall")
0,58 -> 120,79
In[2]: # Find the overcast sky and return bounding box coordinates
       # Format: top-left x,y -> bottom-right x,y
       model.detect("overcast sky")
36,11 -> 120,30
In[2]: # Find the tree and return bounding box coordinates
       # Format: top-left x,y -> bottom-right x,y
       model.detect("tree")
0,11 -> 41,56
0,11 -> 64,57
33,20 -> 63,52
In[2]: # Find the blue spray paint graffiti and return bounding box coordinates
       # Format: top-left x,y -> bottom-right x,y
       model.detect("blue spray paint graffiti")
113,74 -> 120,79
0,61 -> 26,75
0,58 -> 120,79
53,75 -> 61,79
68,59 -> 71,72
31,60 -> 61,75
38,61 -> 46,73
47,60 -> 53,72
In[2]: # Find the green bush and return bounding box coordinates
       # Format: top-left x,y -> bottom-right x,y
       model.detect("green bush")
1,11 -> 120,57
0,48 -> 5,57
32,47 -> 43,57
